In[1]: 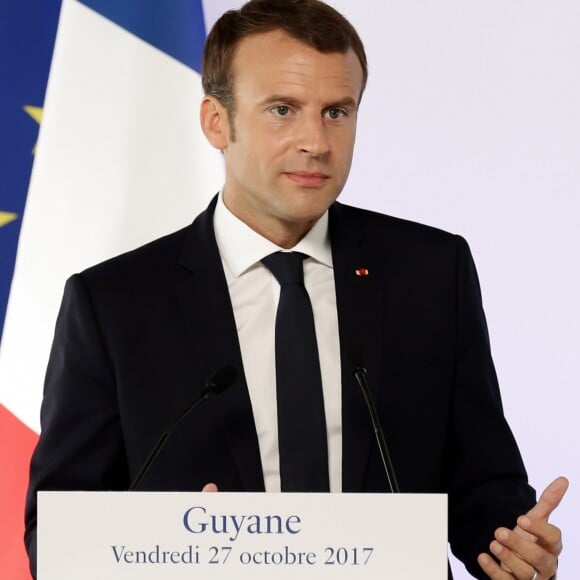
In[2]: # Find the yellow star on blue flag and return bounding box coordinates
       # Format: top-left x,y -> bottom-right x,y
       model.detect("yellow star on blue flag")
23,106 -> 44,153
0,213 -> 18,229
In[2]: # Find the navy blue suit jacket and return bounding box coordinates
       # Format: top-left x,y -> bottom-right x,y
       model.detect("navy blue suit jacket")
25,198 -> 535,578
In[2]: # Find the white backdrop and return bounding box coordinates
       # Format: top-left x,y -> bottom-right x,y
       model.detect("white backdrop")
202,1 -> 580,578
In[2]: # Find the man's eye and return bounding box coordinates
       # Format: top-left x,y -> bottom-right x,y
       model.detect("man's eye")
272,105 -> 291,116
324,108 -> 347,120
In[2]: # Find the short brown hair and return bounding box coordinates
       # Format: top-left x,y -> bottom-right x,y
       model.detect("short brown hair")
202,0 -> 368,114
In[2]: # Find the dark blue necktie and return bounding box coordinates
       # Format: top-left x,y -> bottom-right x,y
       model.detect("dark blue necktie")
261,251 -> 330,492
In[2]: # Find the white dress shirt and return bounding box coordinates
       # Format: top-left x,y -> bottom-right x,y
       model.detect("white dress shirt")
213,193 -> 342,492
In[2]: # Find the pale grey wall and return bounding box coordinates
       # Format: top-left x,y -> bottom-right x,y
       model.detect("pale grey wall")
203,2 -> 580,577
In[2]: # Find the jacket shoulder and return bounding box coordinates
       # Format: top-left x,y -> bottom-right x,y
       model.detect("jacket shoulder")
80,225 -> 191,286
331,202 -> 466,254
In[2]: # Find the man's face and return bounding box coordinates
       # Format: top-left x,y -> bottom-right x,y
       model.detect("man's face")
210,29 -> 363,247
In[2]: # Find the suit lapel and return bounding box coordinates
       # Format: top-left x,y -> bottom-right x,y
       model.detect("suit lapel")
175,197 -> 265,491
330,203 -> 386,492
173,199 -> 390,493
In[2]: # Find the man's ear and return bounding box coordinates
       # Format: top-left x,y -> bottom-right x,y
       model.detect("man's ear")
200,96 -> 230,150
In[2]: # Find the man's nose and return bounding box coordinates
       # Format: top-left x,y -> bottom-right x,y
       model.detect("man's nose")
295,114 -> 330,157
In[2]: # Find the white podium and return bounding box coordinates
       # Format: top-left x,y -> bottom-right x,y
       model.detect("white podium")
38,491 -> 447,579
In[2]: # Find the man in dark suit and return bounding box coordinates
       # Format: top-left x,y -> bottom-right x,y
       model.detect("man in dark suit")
25,1 -> 567,578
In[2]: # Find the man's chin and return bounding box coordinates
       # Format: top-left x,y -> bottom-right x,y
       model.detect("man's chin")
277,194 -> 339,222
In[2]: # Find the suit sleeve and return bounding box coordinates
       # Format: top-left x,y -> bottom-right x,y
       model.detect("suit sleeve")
446,236 -> 536,578
24,273 -> 129,577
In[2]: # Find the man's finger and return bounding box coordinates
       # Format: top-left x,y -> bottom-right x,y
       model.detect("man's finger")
492,527 -> 559,577
477,553 -> 512,579
489,537 -> 547,580
202,482 -> 219,492
526,476 -> 569,521
517,516 -> 563,552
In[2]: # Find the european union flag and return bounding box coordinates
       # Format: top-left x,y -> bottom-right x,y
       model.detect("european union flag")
0,1 -> 62,339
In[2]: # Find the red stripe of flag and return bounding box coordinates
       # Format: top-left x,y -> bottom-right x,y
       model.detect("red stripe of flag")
0,404 -> 38,580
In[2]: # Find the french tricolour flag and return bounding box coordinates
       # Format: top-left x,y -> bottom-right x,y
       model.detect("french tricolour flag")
0,1 -> 222,576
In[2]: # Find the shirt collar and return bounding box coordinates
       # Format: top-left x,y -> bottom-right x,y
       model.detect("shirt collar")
213,191 -> 333,278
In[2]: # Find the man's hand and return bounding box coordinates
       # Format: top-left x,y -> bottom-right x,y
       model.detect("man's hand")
477,476 -> 569,579
202,482 -> 218,492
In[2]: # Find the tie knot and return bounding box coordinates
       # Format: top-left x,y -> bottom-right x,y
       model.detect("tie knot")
262,252 -> 306,286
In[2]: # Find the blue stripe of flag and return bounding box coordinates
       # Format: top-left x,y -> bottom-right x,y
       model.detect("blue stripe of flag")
79,0 -> 207,73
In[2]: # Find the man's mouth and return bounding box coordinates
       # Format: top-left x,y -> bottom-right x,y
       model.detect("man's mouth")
283,171 -> 330,188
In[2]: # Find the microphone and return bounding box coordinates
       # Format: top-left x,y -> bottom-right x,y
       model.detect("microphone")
350,351 -> 400,493
129,365 -> 237,491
